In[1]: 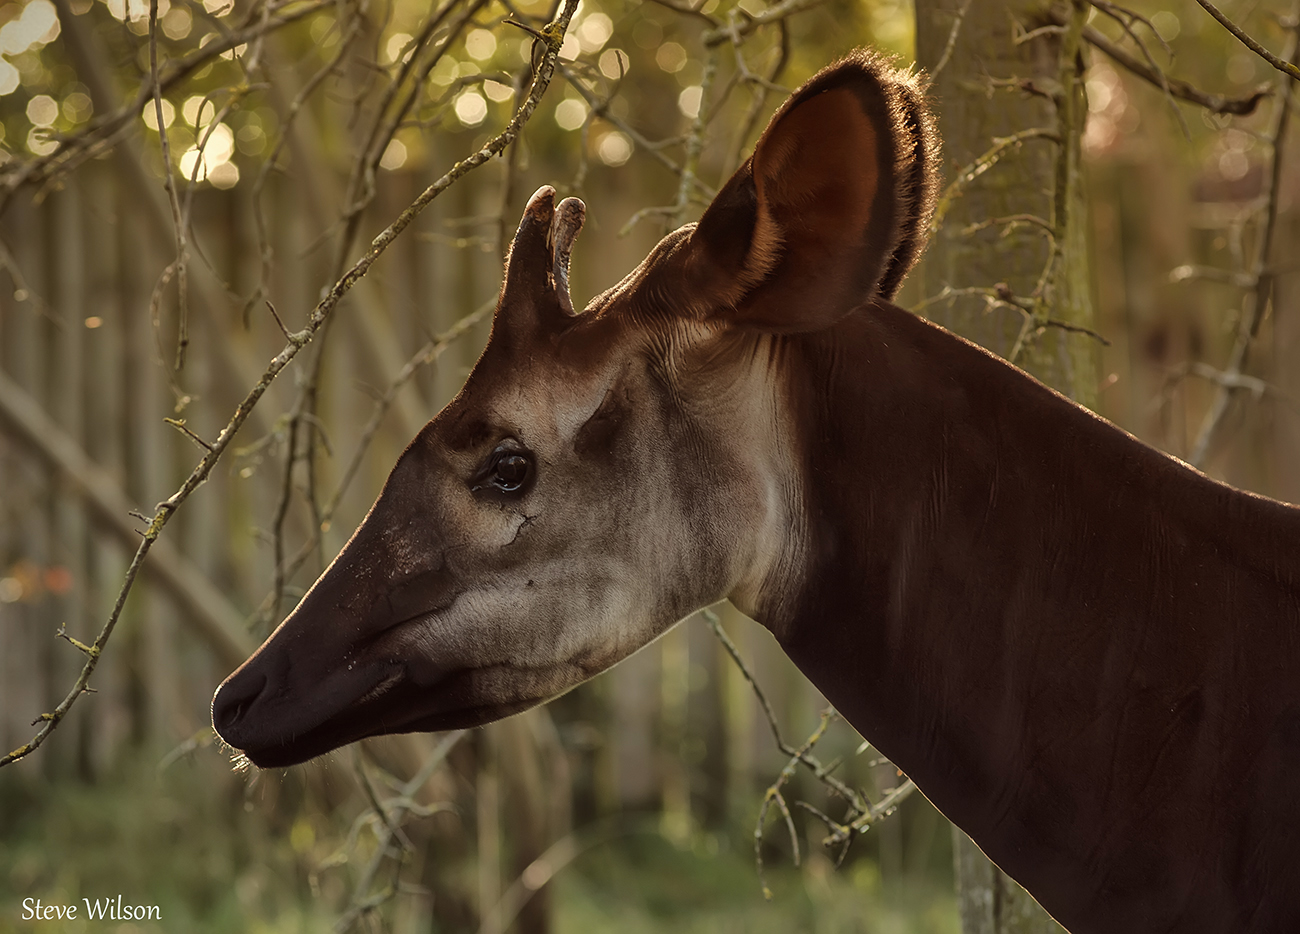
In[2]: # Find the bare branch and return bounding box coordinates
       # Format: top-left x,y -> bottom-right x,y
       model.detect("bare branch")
668,48 -> 720,229
645,0 -> 719,27
1090,0 -> 1192,138
560,67 -> 715,200
1193,0 -> 1300,81
149,0 -> 190,372
1067,14 -> 1267,114
702,0 -> 829,48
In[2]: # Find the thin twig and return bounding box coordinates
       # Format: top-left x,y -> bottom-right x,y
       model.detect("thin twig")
560,67 -> 716,200
702,0 -> 828,47
164,417 -> 215,451
1189,4 -> 1299,465
245,12 -> 364,324
333,732 -> 465,932
724,21 -> 790,173
932,0 -> 974,80
930,128 -> 1060,234
668,48 -> 720,229
704,610 -> 866,809
1193,0 -> 1300,81
1090,0 -> 1192,138
1062,13 -> 1266,114
148,0 -> 191,373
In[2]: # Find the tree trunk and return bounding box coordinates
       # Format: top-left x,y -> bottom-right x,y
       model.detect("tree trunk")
915,1 -> 1098,931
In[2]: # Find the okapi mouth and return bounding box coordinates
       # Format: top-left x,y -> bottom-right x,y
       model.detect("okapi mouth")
215,662 -> 576,768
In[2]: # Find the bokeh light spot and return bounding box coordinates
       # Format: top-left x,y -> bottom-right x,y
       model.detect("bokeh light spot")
380,138 -> 407,170
454,90 -> 487,127
598,130 -> 632,166
578,13 -> 612,53
26,93 -> 57,127
656,42 -> 686,74
554,97 -> 587,131
678,85 -> 702,119
465,28 -> 496,62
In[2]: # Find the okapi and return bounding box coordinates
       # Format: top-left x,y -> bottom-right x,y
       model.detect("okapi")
212,50 -> 1300,933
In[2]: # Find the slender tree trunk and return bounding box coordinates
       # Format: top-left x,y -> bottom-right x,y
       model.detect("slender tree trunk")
916,0 -> 1099,930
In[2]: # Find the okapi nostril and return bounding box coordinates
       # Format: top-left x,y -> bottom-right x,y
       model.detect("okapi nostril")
212,673 -> 267,736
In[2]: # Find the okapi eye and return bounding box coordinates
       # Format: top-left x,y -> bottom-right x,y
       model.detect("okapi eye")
494,454 -> 530,491
471,446 -> 534,497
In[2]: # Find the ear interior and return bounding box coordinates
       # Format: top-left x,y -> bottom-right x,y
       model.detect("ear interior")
684,51 -> 937,332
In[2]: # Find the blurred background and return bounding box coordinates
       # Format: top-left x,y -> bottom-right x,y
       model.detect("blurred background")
0,0 -> 1296,930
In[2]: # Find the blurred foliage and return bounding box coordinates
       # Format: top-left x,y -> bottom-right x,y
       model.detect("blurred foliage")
0,743 -> 958,933
0,754 -> 334,933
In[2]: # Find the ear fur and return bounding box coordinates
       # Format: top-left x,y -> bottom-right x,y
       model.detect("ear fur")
683,49 -> 938,332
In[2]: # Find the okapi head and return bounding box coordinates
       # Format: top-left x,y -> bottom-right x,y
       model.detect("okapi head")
212,50 -> 938,768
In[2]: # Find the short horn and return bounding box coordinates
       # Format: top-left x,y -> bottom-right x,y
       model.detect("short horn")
550,196 -> 585,316
501,186 -> 557,303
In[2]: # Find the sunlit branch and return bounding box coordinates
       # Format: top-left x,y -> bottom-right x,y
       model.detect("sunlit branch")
723,21 -> 790,173
704,610 -> 918,893
668,48 -> 719,229
559,66 -> 714,200
245,12 -> 364,324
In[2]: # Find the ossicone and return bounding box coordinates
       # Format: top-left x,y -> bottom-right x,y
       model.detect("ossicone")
494,186 -> 587,342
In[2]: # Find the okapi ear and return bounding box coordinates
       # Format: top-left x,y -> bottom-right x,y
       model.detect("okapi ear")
494,186 -> 586,343
685,50 -> 938,332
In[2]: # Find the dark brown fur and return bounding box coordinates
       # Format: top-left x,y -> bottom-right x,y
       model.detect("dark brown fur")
773,302 -> 1300,932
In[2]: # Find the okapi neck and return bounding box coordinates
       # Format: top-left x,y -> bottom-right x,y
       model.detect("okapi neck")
768,299 -> 1300,932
